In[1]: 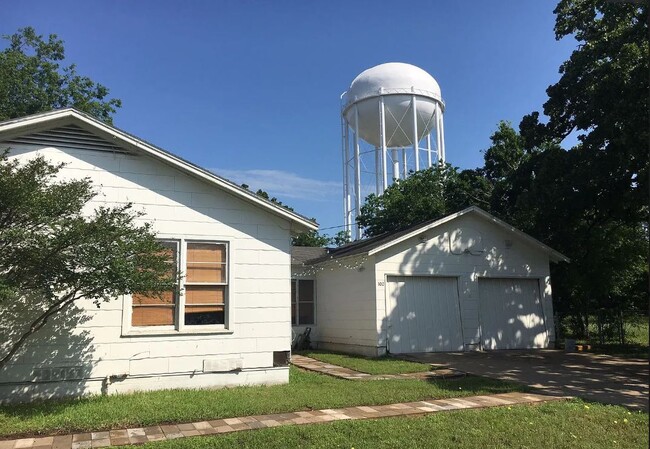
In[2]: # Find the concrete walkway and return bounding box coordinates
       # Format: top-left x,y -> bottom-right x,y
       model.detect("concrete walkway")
291,354 -> 464,380
0,393 -> 567,449
400,350 -> 649,410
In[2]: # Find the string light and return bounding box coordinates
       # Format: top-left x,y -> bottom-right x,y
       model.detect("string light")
293,255 -> 368,277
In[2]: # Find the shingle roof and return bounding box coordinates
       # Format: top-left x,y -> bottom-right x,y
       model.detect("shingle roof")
305,219 -> 439,264
291,246 -> 328,265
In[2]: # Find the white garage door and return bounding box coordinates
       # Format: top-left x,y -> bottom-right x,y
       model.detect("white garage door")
387,276 -> 463,354
478,278 -> 548,350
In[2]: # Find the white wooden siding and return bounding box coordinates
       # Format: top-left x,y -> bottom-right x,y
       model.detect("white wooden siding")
0,142 -> 293,403
307,257 -> 378,356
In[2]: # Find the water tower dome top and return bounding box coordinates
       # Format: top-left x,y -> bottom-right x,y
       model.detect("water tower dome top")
346,62 -> 442,104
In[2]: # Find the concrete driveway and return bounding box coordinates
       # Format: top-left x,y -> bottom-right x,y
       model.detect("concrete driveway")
401,350 -> 649,410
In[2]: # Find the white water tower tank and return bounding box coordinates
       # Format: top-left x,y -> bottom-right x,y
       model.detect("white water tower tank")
343,63 -> 443,148
341,62 -> 447,240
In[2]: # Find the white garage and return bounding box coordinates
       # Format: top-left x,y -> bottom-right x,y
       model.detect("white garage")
292,207 -> 569,357
387,276 -> 463,353
478,278 -> 547,350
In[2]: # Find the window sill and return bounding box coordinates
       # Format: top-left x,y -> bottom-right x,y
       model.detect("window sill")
121,328 -> 233,338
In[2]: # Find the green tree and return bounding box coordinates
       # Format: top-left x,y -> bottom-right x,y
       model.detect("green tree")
291,230 -> 331,247
291,229 -> 350,247
357,164 -> 491,237
0,152 -> 176,370
330,230 -> 351,247
0,27 -> 121,124
520,0 -> 649,336
543,0 -> 648,221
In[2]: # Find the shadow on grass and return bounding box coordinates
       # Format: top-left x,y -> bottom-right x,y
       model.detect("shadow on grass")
420,375 -> 529,395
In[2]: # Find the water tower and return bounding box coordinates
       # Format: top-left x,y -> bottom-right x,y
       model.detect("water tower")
341,62 -> 446,239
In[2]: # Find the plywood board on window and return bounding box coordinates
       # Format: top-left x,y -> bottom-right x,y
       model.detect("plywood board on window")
187,243 -> 225,263
132,290 -> 175,305
132,306 -> 175,326
185,285 -> 225,304
186,264 -> 225,283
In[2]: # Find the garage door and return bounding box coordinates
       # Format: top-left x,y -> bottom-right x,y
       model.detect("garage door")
478,278 -> 548,350
387,276 -> 463,353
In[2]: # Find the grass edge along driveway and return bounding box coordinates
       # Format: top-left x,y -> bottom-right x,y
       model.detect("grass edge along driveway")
300,351 -> 433,375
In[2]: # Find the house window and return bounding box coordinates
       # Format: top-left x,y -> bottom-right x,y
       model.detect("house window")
131,241 -> 178,327
291,279 -> 315,326
131,240 -> 228,329
185,243 -> 226,325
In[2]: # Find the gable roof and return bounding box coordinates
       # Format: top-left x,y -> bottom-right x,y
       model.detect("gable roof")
0,109 -> 318,232
308,206 -> 569,264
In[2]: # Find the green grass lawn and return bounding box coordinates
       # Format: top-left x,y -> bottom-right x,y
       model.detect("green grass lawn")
0,367 -> 522,438
139,400 -> 648,449
302,350 -> 431,374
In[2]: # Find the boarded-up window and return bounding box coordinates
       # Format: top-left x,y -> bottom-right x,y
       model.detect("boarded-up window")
185,243 -> 227,325
132,241 -> 178,327
292,279 -> 315,326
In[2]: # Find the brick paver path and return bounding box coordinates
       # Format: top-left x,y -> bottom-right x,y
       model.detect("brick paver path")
291,354 -> 464,380
0,393 -> 568,449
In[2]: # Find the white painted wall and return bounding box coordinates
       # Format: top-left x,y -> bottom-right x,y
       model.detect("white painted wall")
375,213 -> 555,353
0,142 -> 294,403
306,257 -> 379,357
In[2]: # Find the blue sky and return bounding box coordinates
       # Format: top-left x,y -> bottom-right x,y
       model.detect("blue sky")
2,1 -> 577,232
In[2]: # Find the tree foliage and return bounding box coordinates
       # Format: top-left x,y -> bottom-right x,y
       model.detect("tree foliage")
357,164 -> 491,236
0,152 -> 176,369
0,27 -> 121,124
543,0 -> 647,220
291,229 -> 350,247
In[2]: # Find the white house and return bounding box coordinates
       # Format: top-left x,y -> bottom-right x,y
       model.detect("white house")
0,109 -> 317,403
291,207 -> 569,356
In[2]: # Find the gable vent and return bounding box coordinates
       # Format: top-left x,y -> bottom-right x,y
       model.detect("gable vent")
3,124 -> 129,154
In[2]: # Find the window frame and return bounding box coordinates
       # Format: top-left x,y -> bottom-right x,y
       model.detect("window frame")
291,278 -> 316,326
130,239 -> 179,330
122,238 -> 233,336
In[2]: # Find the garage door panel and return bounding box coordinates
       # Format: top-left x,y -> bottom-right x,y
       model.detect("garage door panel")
479,278 -> 547,350
387,276 -> 463,353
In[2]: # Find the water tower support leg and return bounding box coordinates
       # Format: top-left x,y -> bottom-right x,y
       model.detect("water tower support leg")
380,96 -> 388,191
440,113 -> 447,164
375,148 -> 381,195
392,149 -> 399,180
342,118 -> 351,234
412,95 -> 419,171
436,105 -> 443,164
401,148 -> 407,179
427,134 -> 432,168
354,106 -> 362,239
